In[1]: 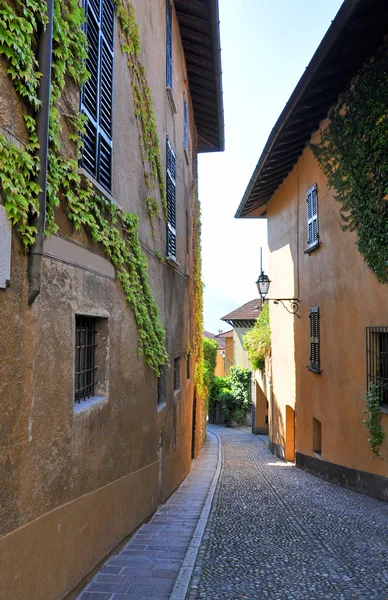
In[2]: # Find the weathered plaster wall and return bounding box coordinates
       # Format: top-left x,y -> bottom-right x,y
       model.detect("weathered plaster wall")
0,1 -> 200,597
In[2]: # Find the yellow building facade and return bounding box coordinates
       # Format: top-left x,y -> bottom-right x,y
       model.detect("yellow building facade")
237,1 -> 388,501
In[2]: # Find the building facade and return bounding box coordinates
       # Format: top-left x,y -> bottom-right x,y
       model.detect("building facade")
0,1 -> 223,598
236,0 -> 388,500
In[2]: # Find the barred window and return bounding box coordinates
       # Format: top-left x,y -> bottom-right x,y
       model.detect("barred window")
81,0 -> 114,192
306,184 -> 318,248
166,0 -> 173,89
309,307 -> 320,373
366,327 -> 388,406
166,140 -> 177,259
75,316 -> 98,403
174,356 -> 180,391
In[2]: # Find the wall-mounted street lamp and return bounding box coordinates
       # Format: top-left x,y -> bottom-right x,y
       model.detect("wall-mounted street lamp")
256,270 -> 300,317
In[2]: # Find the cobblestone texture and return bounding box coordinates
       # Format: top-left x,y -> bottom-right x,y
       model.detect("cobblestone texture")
187,426 -> 388,600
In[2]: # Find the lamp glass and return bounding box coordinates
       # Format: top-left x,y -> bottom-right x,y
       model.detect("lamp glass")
256,271 -> 271,297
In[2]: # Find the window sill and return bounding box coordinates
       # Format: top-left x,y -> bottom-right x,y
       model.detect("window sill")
304,241 -> 321,255
184,147 -> 190,165
74,395 -> 107,414
77,168 -> 123,211
166,87 -> 177,114
166,256 -> 180,269
313,452 -> 322,460
157,401 -> 167,414
174,389 -> 181,402
380,404 -> 388,415
308,367 -> 322,375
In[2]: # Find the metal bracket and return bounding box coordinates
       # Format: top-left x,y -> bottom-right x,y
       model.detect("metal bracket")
267,298 -> 300,317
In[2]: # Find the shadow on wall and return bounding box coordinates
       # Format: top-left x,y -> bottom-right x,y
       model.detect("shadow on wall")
269,390 -> 286,461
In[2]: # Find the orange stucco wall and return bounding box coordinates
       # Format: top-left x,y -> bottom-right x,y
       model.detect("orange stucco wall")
266,123 -> 388,479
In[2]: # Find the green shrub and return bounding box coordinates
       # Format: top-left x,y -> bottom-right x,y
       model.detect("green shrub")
203,337 -> 218,406
243,303 -> 271,371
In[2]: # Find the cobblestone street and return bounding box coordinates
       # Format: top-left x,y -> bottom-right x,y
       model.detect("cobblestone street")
187,426 -> 388,600
78,426 -> 388,600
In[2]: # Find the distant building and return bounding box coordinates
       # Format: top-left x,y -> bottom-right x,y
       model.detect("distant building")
203,330 -> 227,377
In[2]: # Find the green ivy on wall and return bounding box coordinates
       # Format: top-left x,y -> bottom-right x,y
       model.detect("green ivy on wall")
192,193 -> 205,401
0,0 -> 172,374
311,40 -> 388,283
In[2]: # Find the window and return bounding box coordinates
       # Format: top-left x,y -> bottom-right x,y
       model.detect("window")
183,96 -> 188,149
157,370 -> 166,406
74,315 -> 108,408
166,140 -> 177,260
309,307 -> 320,372
366,327 -> 388,406
75,316 -> 98,403
306,184 -> 319,249
81,0 -> 114,192
166,0 -> 173,89
174,356 -> 180,391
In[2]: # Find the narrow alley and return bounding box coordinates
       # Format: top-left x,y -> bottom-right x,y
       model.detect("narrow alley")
79,426 -> 388,600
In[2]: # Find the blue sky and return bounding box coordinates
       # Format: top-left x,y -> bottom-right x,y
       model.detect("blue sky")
199,0 -> 343,334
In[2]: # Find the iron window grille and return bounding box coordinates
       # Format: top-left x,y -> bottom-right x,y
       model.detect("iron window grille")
309,307 -> 320,372
74,315 -> 99,403
174,356 -> 180,391
306,184 -> 319,248
183,96 -> 188,149
166,140 -> 177,259
166,0 -> 173,89
80,0 -> 114,192
366,326 -> 388,406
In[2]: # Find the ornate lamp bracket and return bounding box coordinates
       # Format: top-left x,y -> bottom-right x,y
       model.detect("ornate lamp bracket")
267,298 -> 300,317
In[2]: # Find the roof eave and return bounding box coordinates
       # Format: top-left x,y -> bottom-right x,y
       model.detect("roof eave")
235,0 -> 364,219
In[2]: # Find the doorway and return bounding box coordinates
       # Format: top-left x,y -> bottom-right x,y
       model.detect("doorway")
285,405 -> 295,461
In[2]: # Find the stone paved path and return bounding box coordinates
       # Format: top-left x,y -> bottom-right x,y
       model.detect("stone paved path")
78,432 -> 219,600
187,426 -> 388,600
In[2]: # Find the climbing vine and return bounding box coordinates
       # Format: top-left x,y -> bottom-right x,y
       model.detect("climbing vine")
243,302 -> 271,371
0,0 -> 169,374
192,193 -> 205,400
311,40 -> 388,283
363,382 -> 385,459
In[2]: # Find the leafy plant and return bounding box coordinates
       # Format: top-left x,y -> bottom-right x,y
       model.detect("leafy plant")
208,375 -> 229,421
203,337 -> 218,399
311,40 -> 388,283
243,303 -> 271,371
0,0 -> 206,376
363,382 -> 385,459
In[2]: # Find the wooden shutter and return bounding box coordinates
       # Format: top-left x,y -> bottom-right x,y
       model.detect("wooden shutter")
81,0 -> 114,191
183,96 -> 188,149
166,1 -> 173,89
307,184 -> 318,247
310,307 -> 320,371
166,140 -> 176,259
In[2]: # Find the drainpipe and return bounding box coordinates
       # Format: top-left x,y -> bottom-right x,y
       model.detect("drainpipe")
28,0 -> 54,305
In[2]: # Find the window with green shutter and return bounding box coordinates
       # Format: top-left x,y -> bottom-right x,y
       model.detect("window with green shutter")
81,0 -> 114,192
166,140 -> 176,260
309,307 -> 320,372
306,184 -> 319,249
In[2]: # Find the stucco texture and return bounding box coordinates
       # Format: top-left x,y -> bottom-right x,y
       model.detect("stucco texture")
266,124 -> 388,481
0,1 -> 202,598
